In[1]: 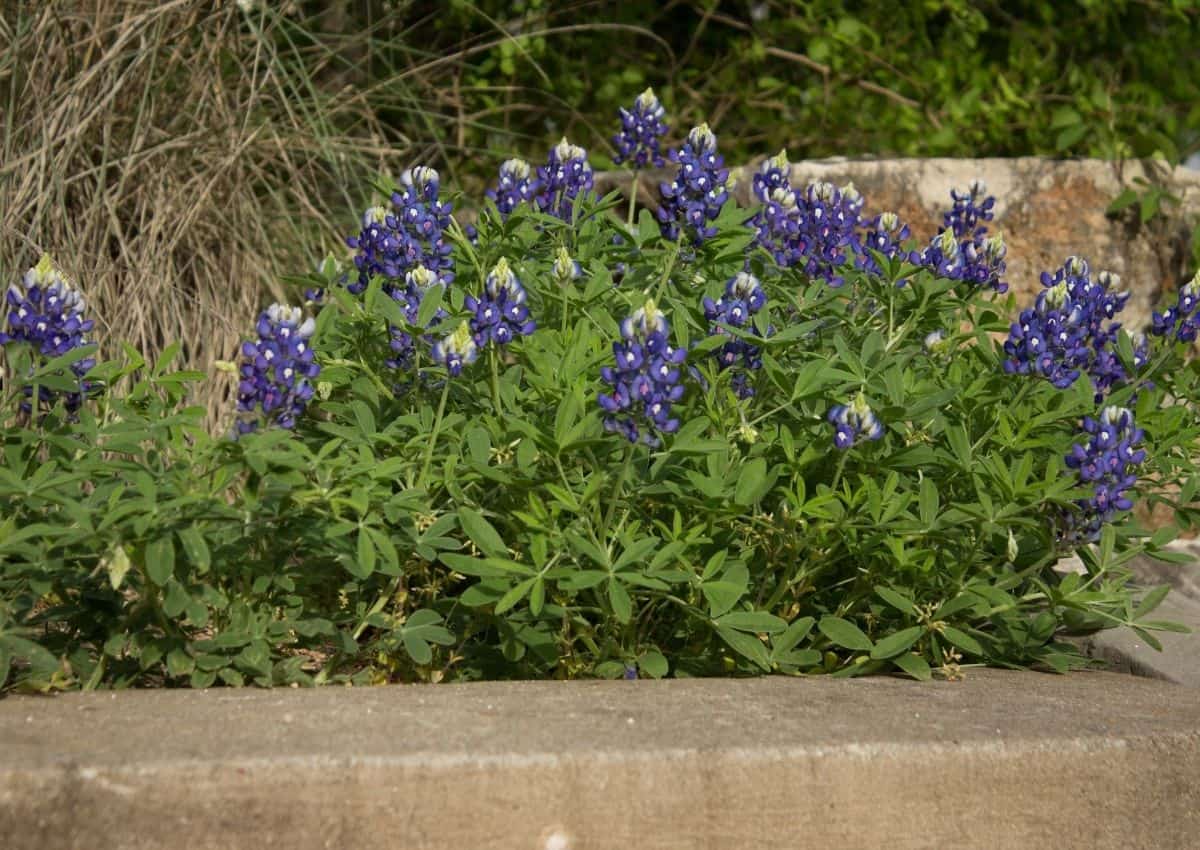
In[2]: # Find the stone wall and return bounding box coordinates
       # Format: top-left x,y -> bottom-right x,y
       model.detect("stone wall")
596,158 -> 1200,330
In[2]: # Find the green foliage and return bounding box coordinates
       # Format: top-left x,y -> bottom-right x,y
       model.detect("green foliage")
301,0 -> 1200,175
3,188 -> 1199,691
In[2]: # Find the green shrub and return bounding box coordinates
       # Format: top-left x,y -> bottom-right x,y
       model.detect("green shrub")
2,129 -> 1198,691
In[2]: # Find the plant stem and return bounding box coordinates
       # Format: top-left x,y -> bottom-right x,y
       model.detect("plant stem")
417,379 -> 451,490
601,444 -> 635,543
489,347 -> 502,417
626,171 -> 639,231
830,450 -> 850,494
652,235 -> 683,304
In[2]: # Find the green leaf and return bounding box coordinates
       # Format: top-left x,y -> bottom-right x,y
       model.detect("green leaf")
716,627 -> 772,671
347,530 -> 376,579
734,457 -> 768,506
818,616 -> 874,651
919,477 -> 939,527
870,626 -> 924,659
1133,584 -> 1171,620
177,526 -> 210,574
638,649 -> 668,679
940,626 -> 983,656
608,578 -> 633,623
403,634 -> 433,665
105,544 -> 132,590
144,536 -> 175,586
893,653 -> 931,681
458,507 -> 508,559
415,284 -> 445,328
716,611 -> 788,634
495,578 -> 535,615
772,617 -> 815,656
875,586 -> 916,615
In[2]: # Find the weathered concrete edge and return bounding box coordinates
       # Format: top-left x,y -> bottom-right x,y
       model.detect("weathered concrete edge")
3,732 -> 1199,850
3,673 -> 1200,850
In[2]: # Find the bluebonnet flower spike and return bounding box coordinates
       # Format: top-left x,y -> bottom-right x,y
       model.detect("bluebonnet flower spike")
235,303 -> 319,434
613,88 -> 668,170
0,254 -> 96,413
465,258 -> 536,349
827,394 -> 884,450
598,299 -> 687,447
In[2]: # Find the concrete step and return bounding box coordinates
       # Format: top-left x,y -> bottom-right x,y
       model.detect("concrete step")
2,671 -> 1199,849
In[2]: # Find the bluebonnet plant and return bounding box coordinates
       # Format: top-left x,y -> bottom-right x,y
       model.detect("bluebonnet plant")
234,303 -> 319,435
1151,272 -> 1200,343
598,300 -> 687,446
385,266 -> 443,372
486,158 -> 538,219
465,258 -> 536,349
431,321 -> 478,377
612,88 -> 668,169
1003,257 -> 1131,398
859,211 -> 912,279
702,271 -> 768,398
915,182 -> 1008,292
345,166 -> 455,295
827,394 -> 884,450
536,139 -> 594,222
749,151 -> 804,269
1060,406 -> 1146,544
657,123 -> 730,246
0,255 -> 96,412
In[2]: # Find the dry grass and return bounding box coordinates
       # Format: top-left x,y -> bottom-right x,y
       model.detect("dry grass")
0,0 -> 398,425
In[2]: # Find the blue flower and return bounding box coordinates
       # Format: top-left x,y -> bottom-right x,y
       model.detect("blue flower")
1003,257 -> 1131,398
1151,272 -> 1200,343
915,182 -> 1007,292
345,166 -> 455,295
859,211 -> 912,281
598,300 -> 687,447
486,158 -> 538,219
384,266 -> 444,372
465,258 -> 536,349
535,138 -> 594,222
1060,406 -> 1145,544
827,394 -> 884,450
235,303 -> 319,434
0,255 -> 96,413
657,123 -> 730,246
612,88 -> 668,169
702,272 -> 769,399
747,153 -> 863,286
431,320 -> 478,377
944,179 -> 996,240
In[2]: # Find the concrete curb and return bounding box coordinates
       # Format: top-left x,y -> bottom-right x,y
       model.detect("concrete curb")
2,671 -> 1199,849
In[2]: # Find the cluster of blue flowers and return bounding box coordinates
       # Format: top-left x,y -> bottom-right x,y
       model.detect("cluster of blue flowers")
486,158 -> 537,219
598,300 -> 687,446
1060,406 -> 1146,544
702,272 -> 768,398
465,258 -> 536,350
657,124 -> 730,246
827,394 -> 885,450
346,166 -> 455,296
535,138 -> 594,222
1003,256 -> 1131,398
747,152 -> 865,287
235,303 -> 319,435
612,88 -> 668,170
0,255 -> 96,413
1151,272 -> 1200,343
914,181 -> 1008,293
